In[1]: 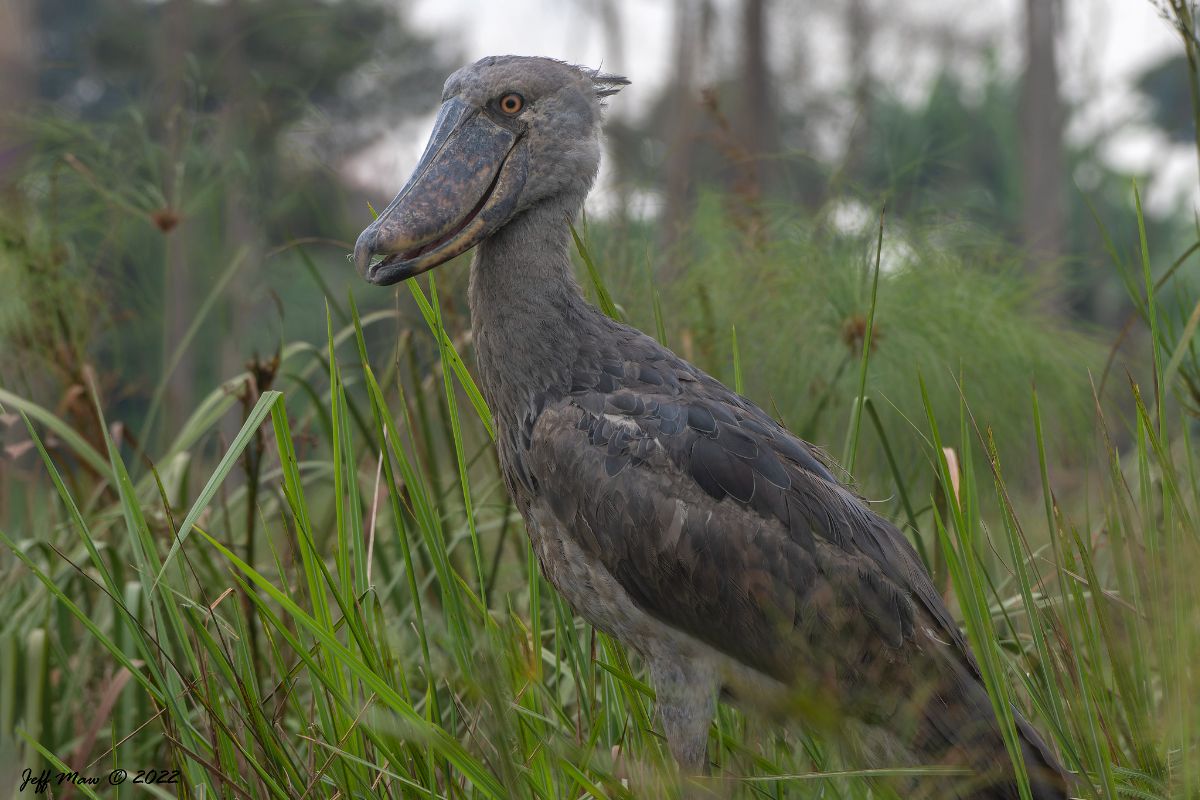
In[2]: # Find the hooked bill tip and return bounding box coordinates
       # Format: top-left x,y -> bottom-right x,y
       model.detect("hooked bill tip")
353,228 -> 377,277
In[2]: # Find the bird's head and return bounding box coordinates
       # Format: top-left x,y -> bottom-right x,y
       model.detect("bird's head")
354,56 -> 628,286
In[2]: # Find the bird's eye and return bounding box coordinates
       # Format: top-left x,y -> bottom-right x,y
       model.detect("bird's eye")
499,93 -> 524,115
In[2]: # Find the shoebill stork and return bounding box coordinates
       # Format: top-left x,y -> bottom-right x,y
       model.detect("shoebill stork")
353,56 -> 1068,799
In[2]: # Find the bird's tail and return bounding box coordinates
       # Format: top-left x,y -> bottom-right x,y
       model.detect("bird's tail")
1012,711 -> 1071,800
935,710 -> 1067,799
909,656 -> 1069,800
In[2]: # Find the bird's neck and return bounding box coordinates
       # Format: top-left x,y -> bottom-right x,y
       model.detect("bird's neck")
468,194 -> 596,425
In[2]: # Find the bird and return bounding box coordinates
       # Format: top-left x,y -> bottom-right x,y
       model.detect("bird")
353,55 -> 1069,799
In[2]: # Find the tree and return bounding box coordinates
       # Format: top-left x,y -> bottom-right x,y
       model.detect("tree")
5,0 -> 454,440
157,0 -> 195,432
842,0 -> 875,178
0,0 -> 34,192
1138,53 -> 1198,145
1019,0 -> 1066,313
660,0 -> 712,276
737,0 -> 778,201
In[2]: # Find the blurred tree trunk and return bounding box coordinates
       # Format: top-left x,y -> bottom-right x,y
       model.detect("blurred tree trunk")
0,0 -> 33,504
737,0 -> 777,203
590,0 -> 625,91
158,0 -> 194,434
660,0 -> 708,280
594,0 -> 630,222
714,0 -> 775,247
1019,0 -> 1066,314
218,0 -> 261,395
842,0 -> 873,181
0,0 -> 34,193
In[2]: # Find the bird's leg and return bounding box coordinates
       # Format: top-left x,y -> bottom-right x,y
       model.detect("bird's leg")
648,655 -> 718,776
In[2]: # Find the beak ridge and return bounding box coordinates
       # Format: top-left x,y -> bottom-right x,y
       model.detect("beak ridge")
354,97 -> 525,285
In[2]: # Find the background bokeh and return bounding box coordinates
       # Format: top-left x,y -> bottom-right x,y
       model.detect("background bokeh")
2,2 -> 1199,798
2,0 -> 1193,465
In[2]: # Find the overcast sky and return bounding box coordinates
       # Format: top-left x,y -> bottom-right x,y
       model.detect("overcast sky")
350,0 -> 1193,215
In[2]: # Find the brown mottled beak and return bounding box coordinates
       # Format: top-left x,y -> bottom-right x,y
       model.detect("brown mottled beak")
354,96 -> 527,285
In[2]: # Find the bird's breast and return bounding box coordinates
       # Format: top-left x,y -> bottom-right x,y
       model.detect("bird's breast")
523,498 -> 792,710
525,500 -> 657,645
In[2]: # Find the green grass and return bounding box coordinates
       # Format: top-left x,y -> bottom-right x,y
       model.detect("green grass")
1,201 -> 1198,799
584,192 -> 1104,503
10,6 -> 1200,793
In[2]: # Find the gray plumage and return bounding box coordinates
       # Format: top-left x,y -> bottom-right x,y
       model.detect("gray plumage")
354,55 -> 1068,799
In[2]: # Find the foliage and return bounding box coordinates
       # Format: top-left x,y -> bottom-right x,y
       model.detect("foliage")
1,0 -> 454,453
584,195 -> 1100,509
2,3 -> 1200,798
1137,54 -> 1196,145
612,57 -> 1194,323
32,0 -> 448,156
1,215 -> 1198,796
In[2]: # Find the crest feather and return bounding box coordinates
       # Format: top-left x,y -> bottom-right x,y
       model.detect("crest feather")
588,67 -> 630,99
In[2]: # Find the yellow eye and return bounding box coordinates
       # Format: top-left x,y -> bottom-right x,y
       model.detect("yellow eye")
499,93 -> 524,115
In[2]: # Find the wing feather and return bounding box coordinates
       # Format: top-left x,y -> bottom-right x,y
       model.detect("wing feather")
508,322 -> 1066,796
523,333 -> 968,686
